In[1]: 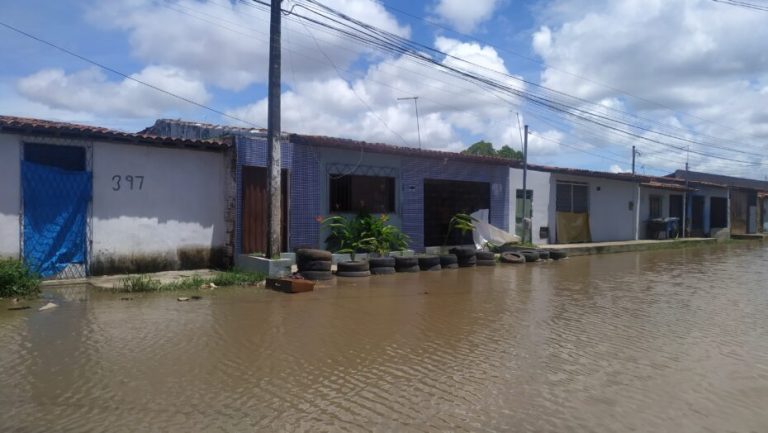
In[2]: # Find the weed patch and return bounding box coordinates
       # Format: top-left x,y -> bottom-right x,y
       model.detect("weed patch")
0,259 -> 41,298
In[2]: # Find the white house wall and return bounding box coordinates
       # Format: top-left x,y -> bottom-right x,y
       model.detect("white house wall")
91,141 -> 228,271
549,174 -> 638,243
0,134 -> 20,257
509,168 -> 551,245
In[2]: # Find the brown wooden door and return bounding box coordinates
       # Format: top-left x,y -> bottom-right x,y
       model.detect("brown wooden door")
241,167 -> 288,254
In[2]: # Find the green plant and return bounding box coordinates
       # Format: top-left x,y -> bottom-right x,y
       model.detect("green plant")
210,269 -> 265,286
322,212 -> 409,259
0,258 -> 41,298
443,213 -> 475,246
117,274 -> 163,292
113,269 -> 265,292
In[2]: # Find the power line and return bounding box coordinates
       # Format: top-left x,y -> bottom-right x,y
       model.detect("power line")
0,20 -> 262,130
712,0 -> 768,11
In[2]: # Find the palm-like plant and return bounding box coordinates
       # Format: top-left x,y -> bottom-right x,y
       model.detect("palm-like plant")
322,213 -> 409,259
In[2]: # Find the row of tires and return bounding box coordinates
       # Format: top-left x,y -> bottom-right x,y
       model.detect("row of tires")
294,247 -> 567,281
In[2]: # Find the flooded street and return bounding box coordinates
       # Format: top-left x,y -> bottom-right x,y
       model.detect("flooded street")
2,244 -> 768,432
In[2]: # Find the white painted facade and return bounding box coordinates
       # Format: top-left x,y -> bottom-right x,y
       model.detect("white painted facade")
0,134 -> 20,257
549,174 -> 638,243
91,141 -> 229,264
509,168 -> 551,245
0,130 -> 230,271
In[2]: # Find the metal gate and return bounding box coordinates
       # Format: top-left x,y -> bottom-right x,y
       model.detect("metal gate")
22,161 -> 92,278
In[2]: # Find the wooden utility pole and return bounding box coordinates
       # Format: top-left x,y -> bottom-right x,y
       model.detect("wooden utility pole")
266,0 -> 282,257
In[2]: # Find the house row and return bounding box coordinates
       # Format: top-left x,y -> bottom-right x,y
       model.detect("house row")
2,115 -> 766,279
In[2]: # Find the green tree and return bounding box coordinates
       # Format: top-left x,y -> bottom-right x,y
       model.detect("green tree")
498,145 -> 523,160
461,140 -> 523,161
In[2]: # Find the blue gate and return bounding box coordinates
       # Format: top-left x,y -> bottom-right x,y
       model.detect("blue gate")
22,161 -> 92,278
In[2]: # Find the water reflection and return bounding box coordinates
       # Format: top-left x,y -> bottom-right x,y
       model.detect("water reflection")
2,243 -> 768,432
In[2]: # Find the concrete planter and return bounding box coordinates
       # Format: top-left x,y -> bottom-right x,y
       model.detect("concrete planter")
279,252 -> 296,266
235,254 -> 292,278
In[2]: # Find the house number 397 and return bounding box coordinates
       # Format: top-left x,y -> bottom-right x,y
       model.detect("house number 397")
112,175 -> 144,191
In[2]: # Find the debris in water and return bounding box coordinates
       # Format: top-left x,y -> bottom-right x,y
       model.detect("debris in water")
190,295 -> 202,300
8,306 -> 31,311
119,297 -> 133,301
38,302 -> 58,311
177,297 -> 190,302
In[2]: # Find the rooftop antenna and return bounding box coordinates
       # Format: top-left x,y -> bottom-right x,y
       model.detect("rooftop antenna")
397,96 -> 421,149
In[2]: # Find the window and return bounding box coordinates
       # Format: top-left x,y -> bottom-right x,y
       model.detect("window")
556,182 -> 589,213
329,175 -> 395,213
649,195 -> 662,219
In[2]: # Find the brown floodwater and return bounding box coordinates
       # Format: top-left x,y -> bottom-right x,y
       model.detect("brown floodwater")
2,243 -> 768,432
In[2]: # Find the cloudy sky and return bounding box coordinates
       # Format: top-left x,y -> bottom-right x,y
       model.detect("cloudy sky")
2,0 -> 767,177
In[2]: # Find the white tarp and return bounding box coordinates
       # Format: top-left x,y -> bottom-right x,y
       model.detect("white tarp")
470,210 -> 520,249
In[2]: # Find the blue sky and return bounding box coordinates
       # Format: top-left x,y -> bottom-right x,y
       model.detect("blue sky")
2,0 -> 767,177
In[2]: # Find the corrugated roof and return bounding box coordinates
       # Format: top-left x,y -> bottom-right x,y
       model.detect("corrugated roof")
669,169 -> 768,191
0,115 -> 229,150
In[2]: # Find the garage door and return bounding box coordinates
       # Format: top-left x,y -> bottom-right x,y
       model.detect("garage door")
423,179 -> 490,247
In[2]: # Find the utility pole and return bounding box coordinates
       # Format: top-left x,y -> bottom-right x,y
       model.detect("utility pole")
522,125 -> 529,243
682,147 -> 689,238
631,145 -> 636,174
397,96 -> 421,149
266,0 -> 282,257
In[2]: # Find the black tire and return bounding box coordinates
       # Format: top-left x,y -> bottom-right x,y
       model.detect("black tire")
395,265 -> 420,273
537,250 -> 551,260
500,251 -> 526,264
296,249 -> 332,261
336,270 -> 371,278
449,247 -> 476,258
477,259 -> 496,266
369,256 -> 395,268
457,256 -> 477,267
424,264 -> 442,271
498,244 -> 524,253
299,270 -> 333,281
442,263 -> 459,269
439,254 -> 458,266
337,260 -> 370,272
476,251 -> 495,261
417,255 -> 440,270
520,250 -> 540,262
548,249 -> 568,260
297,260 -> 331,271
394,256 -> 418,268
370,266 -> 396,275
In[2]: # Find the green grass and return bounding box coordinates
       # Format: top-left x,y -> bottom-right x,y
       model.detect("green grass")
113,269 -> 265,293
0,258 -> 41,298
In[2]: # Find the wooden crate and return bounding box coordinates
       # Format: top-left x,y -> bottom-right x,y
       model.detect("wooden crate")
266,277 -> 315,293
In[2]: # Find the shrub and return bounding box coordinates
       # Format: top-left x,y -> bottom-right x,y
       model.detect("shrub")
322,212 -> 409,258
0,259 -> 41,298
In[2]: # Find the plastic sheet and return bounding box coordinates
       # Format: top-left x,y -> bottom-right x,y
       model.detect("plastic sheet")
470,210 -> 520,249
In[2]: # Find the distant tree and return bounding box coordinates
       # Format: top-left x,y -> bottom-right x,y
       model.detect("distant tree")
498,145 -> 523,160
462,140 -> 523,161
462,140 -> 496,157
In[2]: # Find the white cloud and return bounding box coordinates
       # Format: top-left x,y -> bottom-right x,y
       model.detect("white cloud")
433,0 -> 501,33
16,66 -> 209,118
226,37 -> 529,152
88,0 -> 410,91
531,0 -> 768,177
609,164 -> 629,174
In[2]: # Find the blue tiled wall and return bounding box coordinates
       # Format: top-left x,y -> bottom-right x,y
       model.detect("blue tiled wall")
400,158 -> 509,250
234,137 -> 509,253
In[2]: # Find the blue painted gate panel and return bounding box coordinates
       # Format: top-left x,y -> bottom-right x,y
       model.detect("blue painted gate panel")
22,161 -> 92,277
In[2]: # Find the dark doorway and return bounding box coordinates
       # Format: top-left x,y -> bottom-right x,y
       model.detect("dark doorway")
241,166 -> 288,254
669,195 -> 683,220
423,179 -> 490,247
710,197 -> 728,229
731,190 -> 748,234
691,196 -> 705,233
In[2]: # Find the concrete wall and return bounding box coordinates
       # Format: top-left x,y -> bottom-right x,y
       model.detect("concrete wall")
550,174 -> 638,243
0,134 -> 20,257
509,168 -> 551,245
91,141 -> 229,273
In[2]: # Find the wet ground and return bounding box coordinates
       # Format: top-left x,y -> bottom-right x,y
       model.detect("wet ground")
2,243 -> 768,432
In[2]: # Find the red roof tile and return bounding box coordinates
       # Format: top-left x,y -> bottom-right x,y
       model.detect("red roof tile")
0,115 -> 229,150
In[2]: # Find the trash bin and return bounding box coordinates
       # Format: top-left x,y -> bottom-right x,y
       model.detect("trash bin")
646,217 -> 680,239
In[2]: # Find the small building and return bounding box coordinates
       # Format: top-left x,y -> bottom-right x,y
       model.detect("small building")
0,116 -> 232,278
669,170 -> 768,235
